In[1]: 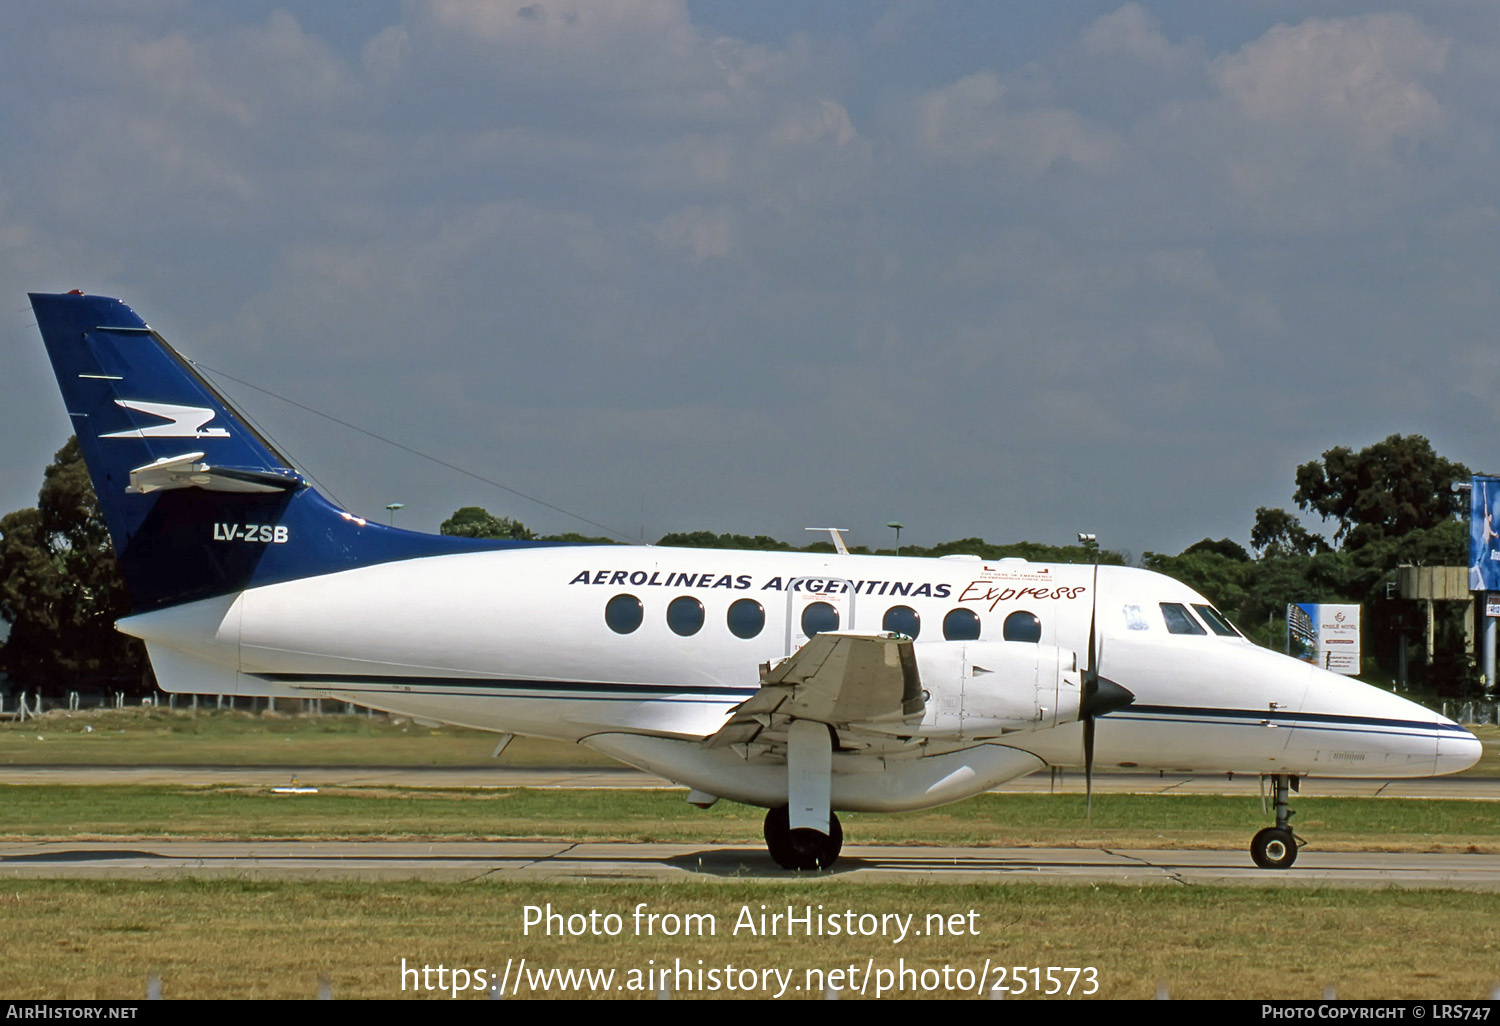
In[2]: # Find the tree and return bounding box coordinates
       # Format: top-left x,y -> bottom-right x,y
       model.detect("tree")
1249,507 -> 1330,558
1182,537 -> 1251,562
656,531 -> 794,551
1292,435 -> 1469,551
0,437 -> 147,693
439,506 -> 535,540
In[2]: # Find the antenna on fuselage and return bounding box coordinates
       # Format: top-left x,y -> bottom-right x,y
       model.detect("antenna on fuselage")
805,527 -> 850,556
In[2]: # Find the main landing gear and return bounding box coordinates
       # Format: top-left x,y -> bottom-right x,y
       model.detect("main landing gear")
764,806 -> 843,870
1250,774 -> 1302,869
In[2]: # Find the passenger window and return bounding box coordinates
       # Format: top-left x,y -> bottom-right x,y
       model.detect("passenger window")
727,598 -> 765,639
1192,604 -> 1241,637
1123,604 -> 1150,631
1160,602 -> 1207,635
882,605 -> 921,639
801,602 -> 839,638
1002,610 -> 1041,643
943,608 -> 981,641
605,594 -> 643,635
667,596 -> 705,636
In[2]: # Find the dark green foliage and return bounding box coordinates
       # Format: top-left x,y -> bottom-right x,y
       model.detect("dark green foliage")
1292,434 -> 1469,551
1183,538 -> 1251,562
893,538 -> 1129,565
0,437 -> 147,693
438,506 -> 535,540
655,531 -> 795,551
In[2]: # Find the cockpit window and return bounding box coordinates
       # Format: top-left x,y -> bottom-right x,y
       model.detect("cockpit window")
1192,603 -> 1242,638
1160,602 -> 1207,635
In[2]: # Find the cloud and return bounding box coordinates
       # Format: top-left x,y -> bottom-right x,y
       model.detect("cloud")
913,72 -> 1117,177
1122,13 -> 1460,232
1212,13 -> 1449,151
1082,3 -> 1197,74
649,205 -> 734,262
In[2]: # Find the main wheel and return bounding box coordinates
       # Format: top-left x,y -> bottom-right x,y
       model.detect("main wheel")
764,806 -> 795,868
1250,826 -> 1298,869
764,807 -> 842,870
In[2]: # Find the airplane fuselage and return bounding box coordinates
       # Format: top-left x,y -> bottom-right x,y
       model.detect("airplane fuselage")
120,546 -> 1479,811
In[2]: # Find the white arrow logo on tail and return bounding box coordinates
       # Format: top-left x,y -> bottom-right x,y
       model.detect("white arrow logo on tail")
101,400 -> 230,439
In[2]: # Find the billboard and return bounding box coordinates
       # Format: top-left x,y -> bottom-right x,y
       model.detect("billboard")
1287,603 -> 1361,675
1470,475 -> 1500,592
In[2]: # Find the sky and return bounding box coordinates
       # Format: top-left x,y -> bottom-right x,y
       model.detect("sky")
1,1 -> 1496,560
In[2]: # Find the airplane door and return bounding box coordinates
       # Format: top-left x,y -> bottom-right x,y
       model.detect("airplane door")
785,576 -> 858,656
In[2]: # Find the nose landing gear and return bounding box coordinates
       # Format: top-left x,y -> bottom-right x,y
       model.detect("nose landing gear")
1250,774 -> 1303,869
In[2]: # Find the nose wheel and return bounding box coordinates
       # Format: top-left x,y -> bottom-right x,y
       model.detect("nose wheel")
764,805 -> 842,870
1250,774 -> 1302,869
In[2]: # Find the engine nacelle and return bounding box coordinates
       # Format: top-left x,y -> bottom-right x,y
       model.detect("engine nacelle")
912,641 -> 1081,740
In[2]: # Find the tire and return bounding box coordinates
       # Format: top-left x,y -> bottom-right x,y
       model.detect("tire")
763,806 -> 796,868
766,808 -> 842,870
1250,826 -> 1298,869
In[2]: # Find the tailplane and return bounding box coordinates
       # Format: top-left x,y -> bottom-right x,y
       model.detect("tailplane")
30,291 -> 542,612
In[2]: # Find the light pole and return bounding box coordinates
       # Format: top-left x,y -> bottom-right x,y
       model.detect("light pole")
887,521 -> 904,556
385,503 -> 405,527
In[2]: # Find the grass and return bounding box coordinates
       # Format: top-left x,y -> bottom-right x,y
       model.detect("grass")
1,879 -> 1497,999
2,710 -> 1497,1001
0,706 -> 620,766
4,708 -> 1497,775
1,786 -> 1496,852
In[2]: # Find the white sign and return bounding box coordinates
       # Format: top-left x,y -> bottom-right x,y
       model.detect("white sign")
1288,603 -> 1361,675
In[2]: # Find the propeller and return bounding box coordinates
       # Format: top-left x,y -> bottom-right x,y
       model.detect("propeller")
1078,540 -> 1135,819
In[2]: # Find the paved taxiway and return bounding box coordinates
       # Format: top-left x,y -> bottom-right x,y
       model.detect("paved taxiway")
7,766 -> 1495,887
3,840 -> 1498,889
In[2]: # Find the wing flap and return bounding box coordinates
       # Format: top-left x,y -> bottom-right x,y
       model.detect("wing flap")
706,631 -> 924,753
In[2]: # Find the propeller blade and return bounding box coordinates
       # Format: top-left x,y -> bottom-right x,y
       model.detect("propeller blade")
1083,713 -> 1096,819
1083,558 -> 1100,819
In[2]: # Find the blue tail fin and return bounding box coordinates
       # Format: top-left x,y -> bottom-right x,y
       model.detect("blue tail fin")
30,291 -> 546,611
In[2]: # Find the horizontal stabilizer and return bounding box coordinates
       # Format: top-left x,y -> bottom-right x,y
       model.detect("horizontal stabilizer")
128,452 -> 303,495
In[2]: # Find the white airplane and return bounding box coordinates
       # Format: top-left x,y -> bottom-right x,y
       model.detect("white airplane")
29,291 -> 1482,871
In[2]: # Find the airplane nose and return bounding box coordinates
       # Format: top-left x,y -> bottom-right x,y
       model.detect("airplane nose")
1436,725 -> 1483,775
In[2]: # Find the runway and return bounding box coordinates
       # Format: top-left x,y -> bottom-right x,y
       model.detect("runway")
3,839 -> 1498,889
5,766 -> 1495,888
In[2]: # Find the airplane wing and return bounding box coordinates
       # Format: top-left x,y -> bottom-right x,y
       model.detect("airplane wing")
705,631 -> 925,756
